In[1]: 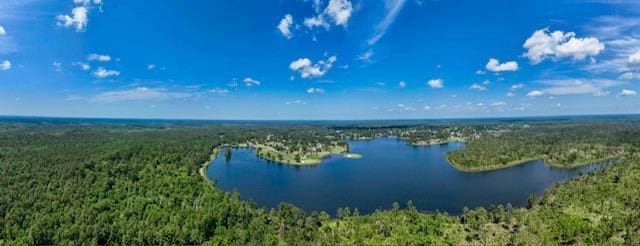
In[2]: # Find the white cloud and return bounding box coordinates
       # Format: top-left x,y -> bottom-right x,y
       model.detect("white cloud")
57,6 -> 88,32
423,105 -> 431,110
535,79 -> 621,96
397,81 -> 406,88
485,58 -> 518,72
368,0 -> 407,45
510,83 -> 524,91
491,101 -> 507,107
523,28 -> 605,64
243,77 -> 261,86
0,26 -> 5,36
396,103 -> 416,111
304,0 -> 352,30
619,89 -> 637,97
147,64 -> 156,70
73,62 -> 90,71
527,90 -> 544,97
93,67 -> 120,78
476,70 -> 486,75
325,0 -> 353,26
74,0 -> 102,5
93,87 -> 191,102
506,92 -> 516,97
628,50 -> 640,65
87,53 -> 111,62
0,60 -> 11,70
289,56 -> 337,78
619,72 -> 640,80
470,83 -> 487,91
286,99 -> 306,105
358,50 -> 374,63
278,14 -> 294,39
303,16 -> 330,29
427,78 -> 443,89
52,61 -> 63,72
306,87 -> 325,94
209,88 -> 229,95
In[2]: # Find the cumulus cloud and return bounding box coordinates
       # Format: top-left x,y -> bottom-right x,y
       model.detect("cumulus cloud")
619,89 -> 637,97
57,6 -> 89,32
628,50 -> 640,65
485,58 -> 518,72
325,0 -> 353,26
243,77 -> 261,86
0,26 -> 5,36
523,28 -> 605,64
303,16 -> 330,29
93,67 -> 120,78
368,0 -> 407,45
289,56 -> 337,78
0,60 -> 11,70
397,81 -> 406,88
427,78 -> 443,89
87,53 -> 111,62
527,90 -> 544,97
469,83 -> 487,91
277,14 -> 294,39
304,0 -> 352,30
147,64 -> 156,70
57,0 -> 103,32
93,87 -> 191,102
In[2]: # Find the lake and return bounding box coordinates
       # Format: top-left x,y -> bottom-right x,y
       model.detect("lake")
206,137 -> 605,215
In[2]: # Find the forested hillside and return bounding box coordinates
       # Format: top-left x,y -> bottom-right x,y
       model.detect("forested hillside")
1,119 -> 639,244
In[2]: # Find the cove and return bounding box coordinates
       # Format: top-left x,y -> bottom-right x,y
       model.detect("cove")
206,137 -> 606,215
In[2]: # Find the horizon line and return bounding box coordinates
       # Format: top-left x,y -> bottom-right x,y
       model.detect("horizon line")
2,113 -> 640,123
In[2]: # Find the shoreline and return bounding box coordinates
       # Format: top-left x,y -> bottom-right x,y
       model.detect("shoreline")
198,148 -> 219,182
409,139 -> 466,146
249,142 -> 348,166
446,154 -> 621,173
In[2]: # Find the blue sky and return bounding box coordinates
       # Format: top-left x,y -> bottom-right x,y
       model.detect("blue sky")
1,0 -> 639,120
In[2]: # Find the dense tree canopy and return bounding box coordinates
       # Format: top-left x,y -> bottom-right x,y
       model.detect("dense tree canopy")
1,117 -> 639,244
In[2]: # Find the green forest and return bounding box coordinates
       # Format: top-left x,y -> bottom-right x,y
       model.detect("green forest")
1,117 -> 640,245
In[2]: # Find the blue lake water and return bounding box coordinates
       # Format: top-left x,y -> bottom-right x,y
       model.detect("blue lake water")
206,137 -> 605,215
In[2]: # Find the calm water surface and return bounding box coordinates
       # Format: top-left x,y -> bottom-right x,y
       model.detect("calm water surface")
206,137 -> 604,215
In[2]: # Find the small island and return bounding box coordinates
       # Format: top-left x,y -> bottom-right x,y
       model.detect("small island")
343,153 -> 363,159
